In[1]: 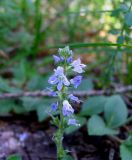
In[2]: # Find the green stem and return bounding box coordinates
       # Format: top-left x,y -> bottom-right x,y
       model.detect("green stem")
54,54 -> 68,159
54,90 -> 66,160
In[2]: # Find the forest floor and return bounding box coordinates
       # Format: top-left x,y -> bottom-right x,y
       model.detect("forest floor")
0,114 -> 131,160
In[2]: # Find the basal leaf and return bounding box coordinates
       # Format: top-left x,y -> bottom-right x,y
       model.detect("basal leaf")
27,75 -> 49,91
104,95 -> 128,128
62,155 -> 74,160
76,78 -> 93,91
87,115 -> 118,136
22,97 -> 40,111
0,100 -> 14,114
36,98 -> 54,122
80,96 -> 107,116
120,144 -> 132,160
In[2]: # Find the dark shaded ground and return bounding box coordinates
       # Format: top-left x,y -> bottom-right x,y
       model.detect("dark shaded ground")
0,114 -> 131,160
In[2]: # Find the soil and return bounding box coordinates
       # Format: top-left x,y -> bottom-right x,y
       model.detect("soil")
0,114 -> 131,160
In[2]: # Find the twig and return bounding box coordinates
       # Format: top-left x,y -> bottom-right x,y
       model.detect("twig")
0,85 -> 131,100
109,135 -> 123,144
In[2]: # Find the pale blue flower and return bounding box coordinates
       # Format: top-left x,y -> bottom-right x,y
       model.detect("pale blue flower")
68,94 -> 80,103
53,55 -> 64,63
53,55 -> 61,63
49,91 -> 57,97
70,75 -> 82,88
48,66 -> 70,91
47,88 -> 58,97
68,118 -> 80,126
71,58 -> 86,73
51,102 -> 58,111
19,132 -> 28,142
67,56 -> 73,63
62,100 -> 74,116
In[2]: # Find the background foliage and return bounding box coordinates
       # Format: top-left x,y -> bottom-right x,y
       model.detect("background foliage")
0,0 -> 132,159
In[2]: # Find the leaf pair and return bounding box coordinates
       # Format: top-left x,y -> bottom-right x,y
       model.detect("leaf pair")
81,95 -> 128,136
120,135 -> 132,160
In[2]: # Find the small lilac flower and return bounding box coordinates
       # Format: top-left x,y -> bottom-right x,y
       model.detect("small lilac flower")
67,56 -> 73,63
68,118 -> 80,126
53,55 -> 64,63
68,94 -> 80,103
47,88 -> 58,97
49,91 -> 57,97
71,58 -> 86,73
51,102 -> 58,111
19,132 -> 28,142
62,100 -> 74,116
48,66 -> 70,91
70,75 -> 82,88
53,55 -> 61,63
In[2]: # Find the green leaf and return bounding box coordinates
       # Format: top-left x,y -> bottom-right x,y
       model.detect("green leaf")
0,100 -> 14,115
120,145 -> 132,160
7,154 -> 22,160
80,96 -> 107,116
62,155 -> 74,160
36,98 -> 54,122
27,75 -> 49,91
104,95 -> 128,128
13,104 -> 27,114
12,61 -> 26,85
65,116 -> 86,134
87,115 -> 118,136
76,78 -> 93,91
22,97 -> 40,111
48,42 -> 132,49
120,144 -> 132,160
125,12 -> 132,27
0,78 -> 11,92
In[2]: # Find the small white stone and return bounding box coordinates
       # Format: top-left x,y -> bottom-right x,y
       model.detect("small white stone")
8,137 -> 19,151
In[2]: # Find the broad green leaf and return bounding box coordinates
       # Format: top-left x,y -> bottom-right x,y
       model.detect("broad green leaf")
120,135 -> 132,160
80,96 -> 107,116
0,78 -> 11,92
12,61 -> 26,85
62,155 -> 74,160
65,116 -> 86,134
27,75 -> 49,91
0,100 -> 14,114
0,78 -> 22,93
22,97 -> 41,111
13,104 -> 27,114
104,95 -> 128,128
125,12 -> 132,26
88,115 -> 118,136
36,99 -> 54,122
7,154 -> 22,160
120,144 -> 132,160
76,78 -> 93,91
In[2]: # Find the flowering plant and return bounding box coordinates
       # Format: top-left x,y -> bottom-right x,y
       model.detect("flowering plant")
48,46 -> 86,159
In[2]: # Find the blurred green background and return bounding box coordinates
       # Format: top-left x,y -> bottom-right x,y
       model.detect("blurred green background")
0,0 -> 132,120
